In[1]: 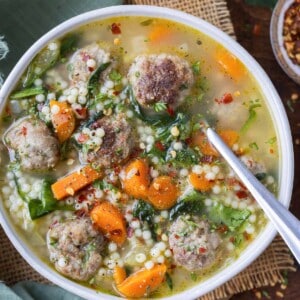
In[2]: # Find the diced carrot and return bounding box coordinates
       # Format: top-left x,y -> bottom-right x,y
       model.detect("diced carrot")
122,159 -> 150,200
50,100 -> 75,143
90,201 -> 127,245
192,130 -> 239,157
114,266 -> 127,285
148,176 -> 178,210
215,47 -> 246,81
117,264 -> 167,298
192,131 -> 218,156
219,130 -> 239,148
149,25 -> 171,43
51,165 -> 102,200
189,172 -> 214,192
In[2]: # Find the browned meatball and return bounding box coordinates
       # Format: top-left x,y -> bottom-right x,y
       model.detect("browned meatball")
78,113 -> 134,168
4,117 -> 60,171
169,216 -> 220,271
47,217 -> 105,281
128,54 -> 194,108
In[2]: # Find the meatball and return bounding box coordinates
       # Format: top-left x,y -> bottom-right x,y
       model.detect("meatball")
69,43 -> 111,86
240,155 -> 266,175
4,117 -> 60,171
169,216 -> 220,271
79,113 -> 134,168
128,54 -> 194,108
47,217 -> 105,281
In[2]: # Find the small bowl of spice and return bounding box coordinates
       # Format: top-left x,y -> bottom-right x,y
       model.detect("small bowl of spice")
270,0 -> 300,84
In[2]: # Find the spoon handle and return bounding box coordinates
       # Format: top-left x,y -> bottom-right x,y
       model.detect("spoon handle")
206,128 -> 300,264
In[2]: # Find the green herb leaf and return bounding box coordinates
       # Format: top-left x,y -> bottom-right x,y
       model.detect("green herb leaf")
190,272 -> 198,281
165,144 -> 198,167
266,136 -> 276,145
10,87 -> 45,99
169,190 -> 205,220
140,19 -> 153,26
249,142 -> 259,150
192,61 -> 201,75
240,103 -> 261,133
109,70 -> 122,83
128,86 -> 174,125
153,102 -> 167,112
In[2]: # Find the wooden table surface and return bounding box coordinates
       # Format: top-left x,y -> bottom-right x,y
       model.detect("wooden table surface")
227,1 -> 300,299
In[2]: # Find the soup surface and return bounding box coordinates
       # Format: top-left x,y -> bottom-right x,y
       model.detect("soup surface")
0,17 -> 279,298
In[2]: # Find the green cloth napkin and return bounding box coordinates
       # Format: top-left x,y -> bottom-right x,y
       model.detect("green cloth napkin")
0,0 -> 122,85
0,282 -> 84,300
0,1 -> 122,298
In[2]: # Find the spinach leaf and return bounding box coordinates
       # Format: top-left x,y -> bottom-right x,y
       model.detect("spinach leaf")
169,190 -> 206,220
23,44 -> 60,88
208,204 -> 250,231
133,200 -> 157,240
93,179 -> 118,192
255,172 -> 267,181
14,175 -> 73,220
165,144 -> 198,167
240,104 -> 261,133
128,86 -> 174,125
10,87 -> 45,99
60,34 -> 79,58
156,113 -> 191,143
165,273 -> 173,290
88,62 -> 111,98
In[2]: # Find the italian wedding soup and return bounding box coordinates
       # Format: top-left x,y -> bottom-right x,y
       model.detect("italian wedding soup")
0,17 -> 279,298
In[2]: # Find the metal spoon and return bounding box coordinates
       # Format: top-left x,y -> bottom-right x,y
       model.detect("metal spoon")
206,127 -> 300,264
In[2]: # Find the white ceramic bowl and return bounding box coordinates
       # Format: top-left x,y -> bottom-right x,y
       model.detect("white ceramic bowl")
0,5 -> 294,300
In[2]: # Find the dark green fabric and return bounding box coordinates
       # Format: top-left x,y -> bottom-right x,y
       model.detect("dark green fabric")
0,282 -> 84,300
245,0 -> 277,8
0,0 -> 122,79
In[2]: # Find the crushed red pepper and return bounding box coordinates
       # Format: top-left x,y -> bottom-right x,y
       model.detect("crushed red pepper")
283,0 -> 300,65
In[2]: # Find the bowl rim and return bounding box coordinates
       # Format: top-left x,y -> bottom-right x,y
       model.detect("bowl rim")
0,5 -> 294,300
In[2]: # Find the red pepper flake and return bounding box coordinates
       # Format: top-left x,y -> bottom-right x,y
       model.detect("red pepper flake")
170,264 -> 176,269
174,234 -> 180,239
167,105 -> 175,116
185,137 -> 192,145
78,133 -> 89,143
155,141 -> 165,151
111,23 -> 121,34
200,155 -> 214,163
229,236 -> 235,243
88,67 -> 95,72
21,126 -> 27,136
74,107 -> 87,119
168,171 -> 177,178
199,247 -> 207,253
243,232 -> 251,240
215,93 -> 233,104
76,209 -> 88,218
217,224 -> 228,233
113,90 -> 120,96
252,24 -> 261,36
78,194 -> 86,203
269,148 -> 274,154
236,190 -> 248,199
